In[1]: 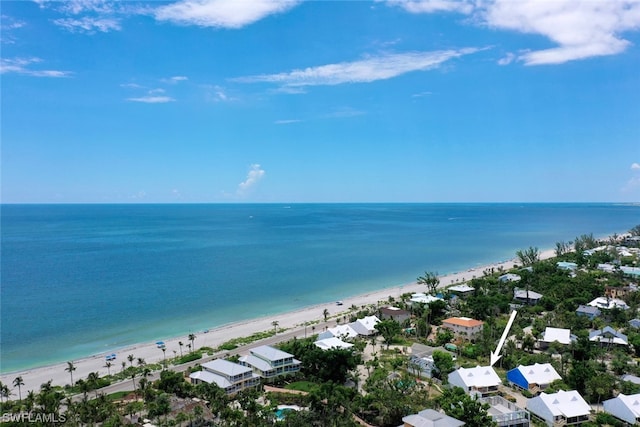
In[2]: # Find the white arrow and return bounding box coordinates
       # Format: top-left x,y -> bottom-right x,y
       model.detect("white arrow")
490,310 -> 517,367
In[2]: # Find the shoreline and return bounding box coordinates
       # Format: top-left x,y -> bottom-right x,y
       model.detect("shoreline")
0,248 -> 556,394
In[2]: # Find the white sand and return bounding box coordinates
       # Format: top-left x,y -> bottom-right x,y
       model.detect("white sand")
0,249 -> 556,395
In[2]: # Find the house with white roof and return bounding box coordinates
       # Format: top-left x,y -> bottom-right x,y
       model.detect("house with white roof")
479,395 -> 530,427
506,363 -> 562,395
603,393 -> 640,425
448,365 -> 502,397
588,296 -> 629,310
410,293 -> 444,305
238,345 -> 301,379
447,284 -> 475,297
348,315 -> 380,336
514,289 -> 543,305
556,262 -> 578,272
401,409 -> 465,427
499,273 -> 521,283
539,327 -> 575,349
189,359 -> 260,395
317,324 -> 359,341
526,390 -> 590,426
314,337 -> 354,351
589,326 -> 628,346
629,318 -> 640,329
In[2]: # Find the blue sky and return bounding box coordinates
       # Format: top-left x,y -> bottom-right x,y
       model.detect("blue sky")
2,0 -> 639,203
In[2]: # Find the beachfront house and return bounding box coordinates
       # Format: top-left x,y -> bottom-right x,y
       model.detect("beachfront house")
506,363 -> 562,395
317,324 -> 359,341
379,306 -> 411,324
401,409 -> 465,427
539,327 -> 575,350
448,365 -> 501,397
189,359 -> 260,395
410,293 -> 445,305
447,284 -> 475,298
603,393 -> 640,425
441,317 -> 484,340
526,390 -> 590,426
479,395 -> 530,427
314,337 -> 354,351
238,345 -> 301,379
575,305 -> 600,320
499,273 -> 521,283
589,326 -> 628,347
556,262 -> 578,272
348,315 -> 380,336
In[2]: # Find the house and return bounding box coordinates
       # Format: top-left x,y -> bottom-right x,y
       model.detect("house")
539,327 -> 575,349
620,374 -> 640,385
441,317 -> 484,340
514,289 -> 543,305
348,315 -> 380,336
499,273 -> 521,283
575,305 -> 600,320
410,293 -> 445,305
447,284 -> 475,297
314,337 -> 354,351
629,318 -> 640,329
379,306 -> 411,323
479,395 -> 530,427
401,408 -> 465,427
317,324 -> 359,340
526,390 -> 590,426
189,359 -> 260,395
603,393 -> 640,425
605,284 -> 638,299
588,296 -> 629,310
556,262 -> 578,271
589,326 -> 628,346
238,345 -> 301,379
506,363 -> 562,395
448,365 -> 502,397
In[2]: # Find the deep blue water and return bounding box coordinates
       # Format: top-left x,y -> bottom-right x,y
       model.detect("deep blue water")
1,203 -> 638,372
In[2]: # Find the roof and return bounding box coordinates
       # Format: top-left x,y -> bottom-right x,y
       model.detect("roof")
314,337 -> 354,351
322,324 -> 359,339
576,304 -> 601,315
348,315 -> 380,336
250,345 -> 294,362
402,409 -> 465,427
629,318 -> 640,328
621,374 -> 640,385
588,297 -> 630,310
541,327 -> 573,345
589,326 -> 628,345
202,359 -> 253,377
442,317 -> 483,328
527,390 -> 590,419
499,273 -> 521,282
557,261 -> 578,270
510,363 -> 561,385
189,370 -> 233,389
514,289 -> 543,300
448,284 -> 474,293
379,306 -> 410,316
411,293 -> 444,304
448,365 -> 501,389
603,393 -> 640,425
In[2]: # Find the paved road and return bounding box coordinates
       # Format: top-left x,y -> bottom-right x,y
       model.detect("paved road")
90,320 -> 333,397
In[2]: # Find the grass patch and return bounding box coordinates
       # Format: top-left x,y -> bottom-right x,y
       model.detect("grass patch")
216,330 -> 275,351
285,381 -> 319,393
107,391 -> 131,401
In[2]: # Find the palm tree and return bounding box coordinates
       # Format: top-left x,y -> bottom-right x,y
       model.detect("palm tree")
1,383 -> 11,403
127,354 -> 135,367
65,361 -> 76,386
130,372 -> 137,395
417,271 -> 440,295
137,357 -> 146,367
121,361 -> 126,373
271,320 -> 279,334
188,333 -> 196,352
323,308 -> 329,322
104,361 -> 112,376
178,341 -> 184,357
87,371 -> 100,398
161,348 -> 167,369
13,376 -> 24,401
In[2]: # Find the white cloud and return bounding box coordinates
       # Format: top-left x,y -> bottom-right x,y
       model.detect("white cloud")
412,91 -> 432,97
149,88 -> 166,94
275,119 -> 301,124
0,57 -> 72,77
631,163 -> 640,170
53,16 -> 121,33
389,0 -> 640,65
497,52 -> 516,65
127,96 -> 175,103
237,164 -> 266,195
120,82 -> 144,89
170,76 -> 188,82
388,0 -> 474,14
155,0 -> 300,29
234,48 -> 479,87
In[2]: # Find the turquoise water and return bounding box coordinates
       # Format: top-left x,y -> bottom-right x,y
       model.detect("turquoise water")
1,203 -> 638,373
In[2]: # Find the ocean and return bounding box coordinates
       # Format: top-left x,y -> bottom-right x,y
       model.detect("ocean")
1,203 -> 638,373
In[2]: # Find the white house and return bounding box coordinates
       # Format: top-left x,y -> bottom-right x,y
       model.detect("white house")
317,324 -> 359,341
589,326 -> 628,346
314,337 -> 354,351
514,289 -> 543,305
588,297 -> 629,310
448,365 -> 502,397
348,315 -> 380,336
410,293 -> 444,305
603,393 -> 640,425
499,273 -> 521,283
401,409 -> 465,427
238,345 -> 301,379
506,363 -> 562,394
189,359 -> 260,395
526,390 -> 590,426
539,327 -> 575,349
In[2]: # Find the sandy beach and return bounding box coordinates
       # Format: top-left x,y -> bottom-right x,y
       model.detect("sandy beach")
0,249 -> 555,395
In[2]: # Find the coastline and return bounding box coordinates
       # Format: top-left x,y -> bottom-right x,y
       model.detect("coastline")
0,248 -> 555,394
